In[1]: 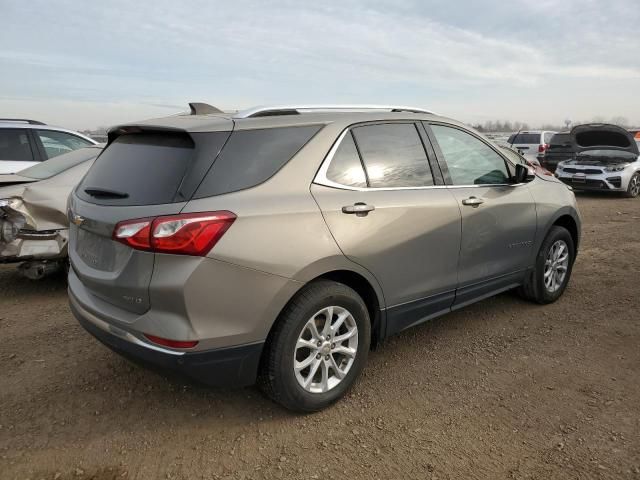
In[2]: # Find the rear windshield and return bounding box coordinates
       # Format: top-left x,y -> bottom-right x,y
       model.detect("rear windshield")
77,132 -> 198,206
549,133 -> 571,146
547,133 -> 573,151
510,133 -> 540,144
19,146 -> 101,179
194,125 -> 321,198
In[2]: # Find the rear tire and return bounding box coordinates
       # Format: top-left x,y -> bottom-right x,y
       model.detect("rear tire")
624,172 -> 640,198
258,280 -> 370,412
519,226 -> 575,304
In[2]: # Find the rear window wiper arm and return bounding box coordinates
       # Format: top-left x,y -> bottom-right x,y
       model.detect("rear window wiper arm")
83,187 -> 129,199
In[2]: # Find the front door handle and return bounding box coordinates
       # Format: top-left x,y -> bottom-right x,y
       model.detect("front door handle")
342,202 -> 375,216
462,196 -> 484,207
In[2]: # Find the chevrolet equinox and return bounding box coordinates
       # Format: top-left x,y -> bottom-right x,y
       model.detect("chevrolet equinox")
68,104 -> 581,411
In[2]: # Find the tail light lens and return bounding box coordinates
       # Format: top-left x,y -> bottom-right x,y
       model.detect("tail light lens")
144,334 -> 198,349
538,144 -> 549,153
113,211 -> 236,256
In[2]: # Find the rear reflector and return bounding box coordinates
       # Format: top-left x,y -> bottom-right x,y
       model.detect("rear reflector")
113,211 -> 236,256
144,334 -> 199,349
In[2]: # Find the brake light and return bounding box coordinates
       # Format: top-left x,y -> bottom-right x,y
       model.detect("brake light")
113,211 -> 236,256
538,144 -> 549,153
144,333 -> 198,349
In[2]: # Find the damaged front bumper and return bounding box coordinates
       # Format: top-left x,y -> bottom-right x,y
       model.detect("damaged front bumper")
1,197 -> 69,278
0,228 -> 69,262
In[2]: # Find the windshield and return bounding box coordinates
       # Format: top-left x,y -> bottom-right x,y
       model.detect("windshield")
17,146 -> 102,179
577,149 -> 638,161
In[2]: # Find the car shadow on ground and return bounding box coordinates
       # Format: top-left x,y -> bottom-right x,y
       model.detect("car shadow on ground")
0,264 -> 68,297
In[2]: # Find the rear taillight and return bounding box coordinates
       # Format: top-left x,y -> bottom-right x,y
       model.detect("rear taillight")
144,334 -> 198,349
538,144 -> 549,153
113,211 -> 236,256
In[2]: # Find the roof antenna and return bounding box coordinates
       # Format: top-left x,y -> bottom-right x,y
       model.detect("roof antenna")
189,103 -> 223,115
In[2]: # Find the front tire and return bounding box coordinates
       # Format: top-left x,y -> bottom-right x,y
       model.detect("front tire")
519,226 -> 575,304
258,280 -> 371,412
624,172 -> 640,198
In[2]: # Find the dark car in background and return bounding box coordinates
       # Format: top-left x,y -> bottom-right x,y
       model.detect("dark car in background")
541,132 -> 574,173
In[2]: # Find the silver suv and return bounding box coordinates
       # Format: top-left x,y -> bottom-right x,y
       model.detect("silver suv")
68,104 -> 581,411
0,119 -> 97,174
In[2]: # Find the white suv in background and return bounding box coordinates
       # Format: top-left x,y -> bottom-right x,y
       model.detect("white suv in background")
0,119 -> 97,174
508,130 -> 556,163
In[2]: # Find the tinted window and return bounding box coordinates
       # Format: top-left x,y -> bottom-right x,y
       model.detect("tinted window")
549,133 -> 571,147
431,125 -> 510,185
325,132 -> 367,188
36,130 -> 93,159
0,129 -> 34,161
510,133 -> 540,144
195,125 -> 321,197
78,132 -> 196,206
351,123 -> 433,188
19,147 -> 100,179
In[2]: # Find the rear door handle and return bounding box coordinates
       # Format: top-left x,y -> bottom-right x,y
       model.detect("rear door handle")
342,202 -> 375,216
462,196 -> 484,207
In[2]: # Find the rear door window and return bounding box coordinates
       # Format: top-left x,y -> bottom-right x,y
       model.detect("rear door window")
0,129 -> 35,161
35,130 -> 93,159
78,132 -> 198,206
431,124 -> 510,185
195,125 -> 321,197
325,132 -> 367,188
351,123 -> 434,188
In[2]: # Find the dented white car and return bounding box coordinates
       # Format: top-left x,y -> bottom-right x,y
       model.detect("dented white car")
0,145 -> 102,278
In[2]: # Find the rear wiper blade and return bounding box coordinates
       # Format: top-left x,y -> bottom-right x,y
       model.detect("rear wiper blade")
84,187 -> 129,199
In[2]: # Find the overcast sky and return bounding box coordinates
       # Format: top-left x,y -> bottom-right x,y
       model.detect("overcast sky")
1,0 -> 639,130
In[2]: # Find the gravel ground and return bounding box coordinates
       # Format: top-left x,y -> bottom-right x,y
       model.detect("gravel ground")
1,193 -> 639,480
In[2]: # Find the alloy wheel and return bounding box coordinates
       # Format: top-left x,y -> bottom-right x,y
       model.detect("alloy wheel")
629,175 -> 640,197
293,306 -> 358,393
544,240 -> 569,293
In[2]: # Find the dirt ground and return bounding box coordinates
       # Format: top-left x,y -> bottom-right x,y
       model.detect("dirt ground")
1,193 -> 639,480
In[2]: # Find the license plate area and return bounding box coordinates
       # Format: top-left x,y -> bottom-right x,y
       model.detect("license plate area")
76,227 -> 118,271
572,174 -> 586,183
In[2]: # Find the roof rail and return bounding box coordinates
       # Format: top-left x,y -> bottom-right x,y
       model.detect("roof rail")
0,118 -> 46,125
188,102 -> 223,115
234,105 -> 435,119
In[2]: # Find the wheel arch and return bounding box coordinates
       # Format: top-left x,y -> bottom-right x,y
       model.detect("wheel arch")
266,258 -> 387,349
551,213 -> 580,253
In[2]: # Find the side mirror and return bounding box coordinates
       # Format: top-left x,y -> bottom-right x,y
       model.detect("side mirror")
514,163 -> 535,184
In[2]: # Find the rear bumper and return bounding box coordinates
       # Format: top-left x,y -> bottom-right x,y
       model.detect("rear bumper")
69,289 -> 264,387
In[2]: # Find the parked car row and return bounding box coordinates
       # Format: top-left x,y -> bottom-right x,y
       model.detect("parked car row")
0,118 -> 97,173
505,124 -> 640,198
12,104 -> 639,411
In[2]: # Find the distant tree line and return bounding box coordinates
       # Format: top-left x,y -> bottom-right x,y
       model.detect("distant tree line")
472,116 -> 634,133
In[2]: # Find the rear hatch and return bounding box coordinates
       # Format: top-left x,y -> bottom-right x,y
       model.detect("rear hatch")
69,124 -> 232,314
